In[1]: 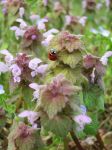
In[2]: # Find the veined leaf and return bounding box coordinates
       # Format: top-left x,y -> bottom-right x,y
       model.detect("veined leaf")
41,113 -> 72,138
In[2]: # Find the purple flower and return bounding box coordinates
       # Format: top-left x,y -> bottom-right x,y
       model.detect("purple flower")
100,51 -> 112,65
29,58 -> 48,77
74,114 -> 92,130
29,83 -> 44,100
10,64 -> 21,83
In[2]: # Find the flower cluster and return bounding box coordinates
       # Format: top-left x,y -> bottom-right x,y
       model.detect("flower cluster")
0,50 -> 48,83
8,122 -> 39,150
83,54 -> 106,87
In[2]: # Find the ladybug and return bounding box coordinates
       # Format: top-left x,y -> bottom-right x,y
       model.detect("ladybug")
48,48 -> 57,61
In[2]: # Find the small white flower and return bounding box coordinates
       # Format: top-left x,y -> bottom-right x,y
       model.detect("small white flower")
99,27 -> 110,37
42,29 -> 59,46
42,34 -> 54,46
43,28 -> 59,37
30,14 -> 40,21
19,7 -> 25,18
90,28 -> 99,34
16,18 -> 27,28
79,16 -> 87,26
91,27 -> 110,37
96,3 -> 102,10
90,67 -> 96,83
0,85 -> 5,94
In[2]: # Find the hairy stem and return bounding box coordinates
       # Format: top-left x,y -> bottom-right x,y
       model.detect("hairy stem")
96,131 -> 107,150
70,131 -> 85,150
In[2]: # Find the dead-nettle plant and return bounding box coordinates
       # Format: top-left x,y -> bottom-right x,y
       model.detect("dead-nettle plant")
18,31 -> 109,149
1,31 -> 111,150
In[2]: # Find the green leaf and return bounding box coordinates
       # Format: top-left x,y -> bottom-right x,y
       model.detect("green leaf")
83,84 -> 104,111
58,51 -> 82,69
22,85 -> 33,109
40,92 -> 67,119
41,113 -> 72,138
84,113 -> 99,135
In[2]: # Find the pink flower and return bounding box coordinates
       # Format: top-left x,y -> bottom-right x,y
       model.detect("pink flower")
10,18 -> 27,39
74,114 -> 92,130
79,16 -> 87,26
18,110 -> 39,128
29,83 -> 44,100
0,62 -> 9,73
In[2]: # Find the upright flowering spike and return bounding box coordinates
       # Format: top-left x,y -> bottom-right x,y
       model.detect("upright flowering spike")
22,26 -> 43,48
7,122 -> 43,150
39,74 -> 81,119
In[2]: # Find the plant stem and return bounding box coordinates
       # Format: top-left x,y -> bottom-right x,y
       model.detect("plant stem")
96,131 -> 107,150
70,131 -> 85,150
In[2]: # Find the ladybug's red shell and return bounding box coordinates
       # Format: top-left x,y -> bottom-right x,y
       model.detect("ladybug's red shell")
48,52 -> 57,61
